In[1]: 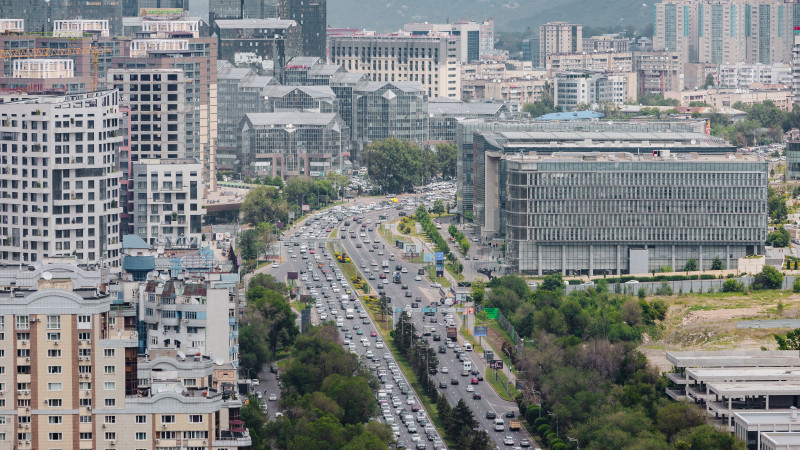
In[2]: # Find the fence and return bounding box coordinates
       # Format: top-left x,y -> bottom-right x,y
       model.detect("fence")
565,275 -> 799,296
496,308 -> 525,353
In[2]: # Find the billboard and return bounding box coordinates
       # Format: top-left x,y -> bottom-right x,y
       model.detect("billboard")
484,308 -> 499,319
302,204 -> 311,212
423,253 -> 434,263
474,326 -> 488,337
435,252 -> 444,262
491,360 -> 504,370
286,271 -> 298,280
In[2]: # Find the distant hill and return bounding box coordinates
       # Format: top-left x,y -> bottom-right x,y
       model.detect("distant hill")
328,0 -> 653,33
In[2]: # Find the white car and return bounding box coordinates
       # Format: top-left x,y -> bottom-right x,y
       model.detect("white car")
415,275 -> 422,281
272,263 -> 279,268
466,385 -> 474,392
441,366 -> 449,373
407,397 -> 416,405
268,393 -> 278,401
375,341 -> 385,349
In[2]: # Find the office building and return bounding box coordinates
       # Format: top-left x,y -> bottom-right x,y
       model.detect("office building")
239,112 -> 348,178
522,37 -> 542,68
279,0 -> 326,59
653,0 -> 794,66
539,22 -> 582,68
112,37 -> 218,189
792,33 -> 800,105
785,141 -> 800,180
665,87 -> 794,110
213,18 -> 301,76
583,35 -> 630,52
0,90 -> 123,271
428,99 -> 511,142
0,0 -> 123,35
328,34 -> 461,99
734,411 -> 800,450
131,159 -> 204,247
282,56 -> 345,85
633,51 -> 683,96
262,84 -> 337,112
210,0 -> 278,23
404,21 -> 485,63
495,151 -> 766,275
553,71 -> 637,109
718,62 -> 792,88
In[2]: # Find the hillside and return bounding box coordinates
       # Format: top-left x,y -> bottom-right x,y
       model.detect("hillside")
328,0 -> 653,33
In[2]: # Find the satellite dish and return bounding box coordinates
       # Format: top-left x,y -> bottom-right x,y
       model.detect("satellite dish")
177,351 -> 186,360
159,274 -> 169,281
174,385 -> 183,394
691,139 -> 696,145
215,358 -> 224,366
42,272 -> 53,280
157,247 -> 165,255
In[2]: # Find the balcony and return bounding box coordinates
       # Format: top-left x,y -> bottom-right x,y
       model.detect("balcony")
213,429 -> 252,448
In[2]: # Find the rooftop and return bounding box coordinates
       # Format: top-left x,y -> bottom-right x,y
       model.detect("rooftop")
262,85 -> 336,99
355,81 -> 425,93
244,112 -> 338,126
481,129 -> 730,149
501,151 -> 762,163
214,19 -> 295,30
429,101 -> 508,117
734,411 -> 800,426
708,382 -> 800,397
762,432 -> 800,446
686,367 -> 800,382
535,111 -> 605,121
666,351 -> 800,368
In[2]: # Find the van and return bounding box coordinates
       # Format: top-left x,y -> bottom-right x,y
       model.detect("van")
493,418 -> 505,431
464,343 -> 472,352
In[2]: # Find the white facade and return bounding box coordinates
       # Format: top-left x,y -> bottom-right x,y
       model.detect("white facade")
554,71 -> 635,109
793,34 -> 800,106
13,59 -> 74,79
53,19 -> 110,37
0,19 -> 23,34
0,90 -> 123,272
719,62 -> 792,88
132,159 -> 204,247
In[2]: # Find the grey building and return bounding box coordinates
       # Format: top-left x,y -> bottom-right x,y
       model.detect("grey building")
282,56 -> 345,85
788,141 -> 800,180
213,18 -> 301,76
124,0 -> 189,18
353,81 -> 428,163
262,84 -> 337,113
498,152 -> 767,276
0,0 -> 123,34
428,99 -> 511,142
279,0 -> 326,59
239,112 -> 348,179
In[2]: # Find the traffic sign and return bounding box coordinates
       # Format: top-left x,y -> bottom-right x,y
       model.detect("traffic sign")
421,307 -> 436,313
394,307 -> 405,313
474,326 -> 488,337
491,360 -> 504,370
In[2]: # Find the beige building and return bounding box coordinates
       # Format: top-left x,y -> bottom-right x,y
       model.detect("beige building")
539,22 -> 582,67
546,51 -> 633,76
0,19 -> 24,34
633,51 -> 683,96
53,19 -> 110,37
461,78 -> 546,110
12,59 -> 74,79
583,35 -> 629,53
664,87 -> 794,110
328,34 -> 461,99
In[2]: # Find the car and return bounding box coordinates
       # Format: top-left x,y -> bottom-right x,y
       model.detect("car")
432,334 -> 441,341
486,411 -> 496,419
471,369 -> 479,376
272,263 -> 279,268
411,405 -> 421,412
438,345 -> 447,354
411,302 -> 419,308
415,275 -> 422,281
466,385 -> 474,392
269,393 -> 278,401
363,318 -> 370,324
505,410 -> 516,418
376,341 -> 385,348
503,436 -> 515,446
416,441 -> 426,450
401,284 -> 408,290
520,439 -> 531,448
471,378 -> 479,384
429,317 -> 438,323
450,378 -> 459,385
405,291 -> 413,297
472,393 -> 482,400
407,397 -> 417,405
397,441 -> 407,449
439,381 -> 447,389
441,366 -> 449,374
370,331 -> 378,337
383,279 -> 389,284
356,329 -> 363,335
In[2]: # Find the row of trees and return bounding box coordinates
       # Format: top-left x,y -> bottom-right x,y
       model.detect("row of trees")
238,274 -> 299,375
243,324 -> 393,449
447,224 -> 471,256
363,139 -> 457,194
392,312 -> 492,449
415,205 -> 452,258
477,274 -> 741,448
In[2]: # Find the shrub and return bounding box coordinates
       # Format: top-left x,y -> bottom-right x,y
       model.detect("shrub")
537,424 -> 551,436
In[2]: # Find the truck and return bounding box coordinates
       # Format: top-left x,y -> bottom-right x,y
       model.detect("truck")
446,326 -> 457,341
509,419 -> 521,431
382,260 -> 389,269
393,272 -> 402,284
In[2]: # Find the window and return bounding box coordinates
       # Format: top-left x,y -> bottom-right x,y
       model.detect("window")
48,416 -> 62,424
78,315 -> 91,325
104,399 -> 115,407
79,432 -> 92,440
15,316 -> 28,330
104,432 -> 116,441
48,432 -> 62,441
135,432 -> 146,441
78,332 -> 91,340
104,415 -> 115,424
47,399 -> 62,407
189,415 -> 203,423
103,349 -> 115,357
47,366 -> 62,374
104,382 -> 115,391
46,315 -> 60,329
160,415 -> 175,424
47,349 -> 61,358
79,382 -> 91,390
79,416 -> 92,423
104,366 -> 115,374
47,332 -> 61,341
47,383 -> 62,391
135,415 -> 147,424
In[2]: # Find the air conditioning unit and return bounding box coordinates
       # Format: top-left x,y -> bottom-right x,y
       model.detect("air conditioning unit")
183,319 -> 189,323
16,423 -> 21,428
25,406 -> 29,411
85,390 -> 90,395
102,423 -> 106,428
24,424 -> 29,429
110,440 -> 115,445
162,424 -> 167,428
21,340 -> 27,345
87,406 -> 91,411
78,356 -> 84,361
54,341 -> 59,345
155,439 -> 160,444
25,357 -> 29,361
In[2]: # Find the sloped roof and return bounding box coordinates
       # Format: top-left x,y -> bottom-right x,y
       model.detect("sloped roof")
245,112 -> 339,127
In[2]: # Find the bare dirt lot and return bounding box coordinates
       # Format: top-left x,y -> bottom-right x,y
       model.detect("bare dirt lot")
641,290 -> 800,372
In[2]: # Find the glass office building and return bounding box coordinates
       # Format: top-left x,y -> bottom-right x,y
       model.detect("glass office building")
500,152 -> 767,276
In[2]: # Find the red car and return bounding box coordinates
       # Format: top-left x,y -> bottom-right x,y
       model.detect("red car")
370,331 -> 378,337
472,393 -> 482,400
471,378 -> 479,385
411,405 -> 420,412
309,250 -> 315,254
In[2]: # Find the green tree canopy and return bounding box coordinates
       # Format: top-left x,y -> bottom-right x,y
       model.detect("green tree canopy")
436,143 -> 458,179
767,226 -> 790,248
363,138 -> 437,194
241,186 -> 288,225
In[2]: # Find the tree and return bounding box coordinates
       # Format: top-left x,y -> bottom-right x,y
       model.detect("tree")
470,281 -> 486,303
768,191 -> 788,223
539,273 -> 564,293
711,256 -> 723,271
241,186 -> 288,225
238,229 -> 262,261
683,258 -> 698,272
775,328 -> 800,350
767,226 -> 790,248
752,265 -> 784,290
794,278 -> 800,293
363,138 -> 436,193
324,172 -> 349,199
722,279 -> 745,293
436,143 -> 458,179
431,199 -> 446,216
656,401 -> 706,439
703,73 -> 715,88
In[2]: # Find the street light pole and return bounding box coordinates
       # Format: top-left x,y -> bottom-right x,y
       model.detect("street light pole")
548,412 -> 559,439
568,436 -> 579,450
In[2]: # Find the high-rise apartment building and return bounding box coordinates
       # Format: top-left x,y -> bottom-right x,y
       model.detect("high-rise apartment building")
280,0 -> 327,59
718,62 -> 792,88
499,151 -> 767,275
553,71 -> 637,109
583,35 -> 630,52
546,52 -> 633,75
0,90 -> 123,271
213,19 -> 301,76
328,34 -> 461,99
654,0 -> 795,66
404,21 -> 487,63
539,22 -> 582,69
633,51 -> 683,96
793,32 -> 800,105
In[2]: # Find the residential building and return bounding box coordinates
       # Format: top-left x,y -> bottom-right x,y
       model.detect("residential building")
0,0 -> 123,35
279,0 -> 327,59
123,0 -> 190,18
546,51 -> 633,75
553,71 -> 637,109
793,33 -> 800,105
52,19 -> 110,37
131,159 -> 204,247
539,22 -> 582,67
583,35 -> 630,52
328,34 -> 462,99
352,81 -> 428,161
239,112 -> 348,178
210,0 -> 279,24
0,18 -> 24,34
213,18 -> 301,76
461,78 -> 546,111
0,90 -> 123,271
498,151 -> 766,275
112,36 -> 218,189
633,51 -> 683,96
719,63 -> 792,88
664,87 -> 794,110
